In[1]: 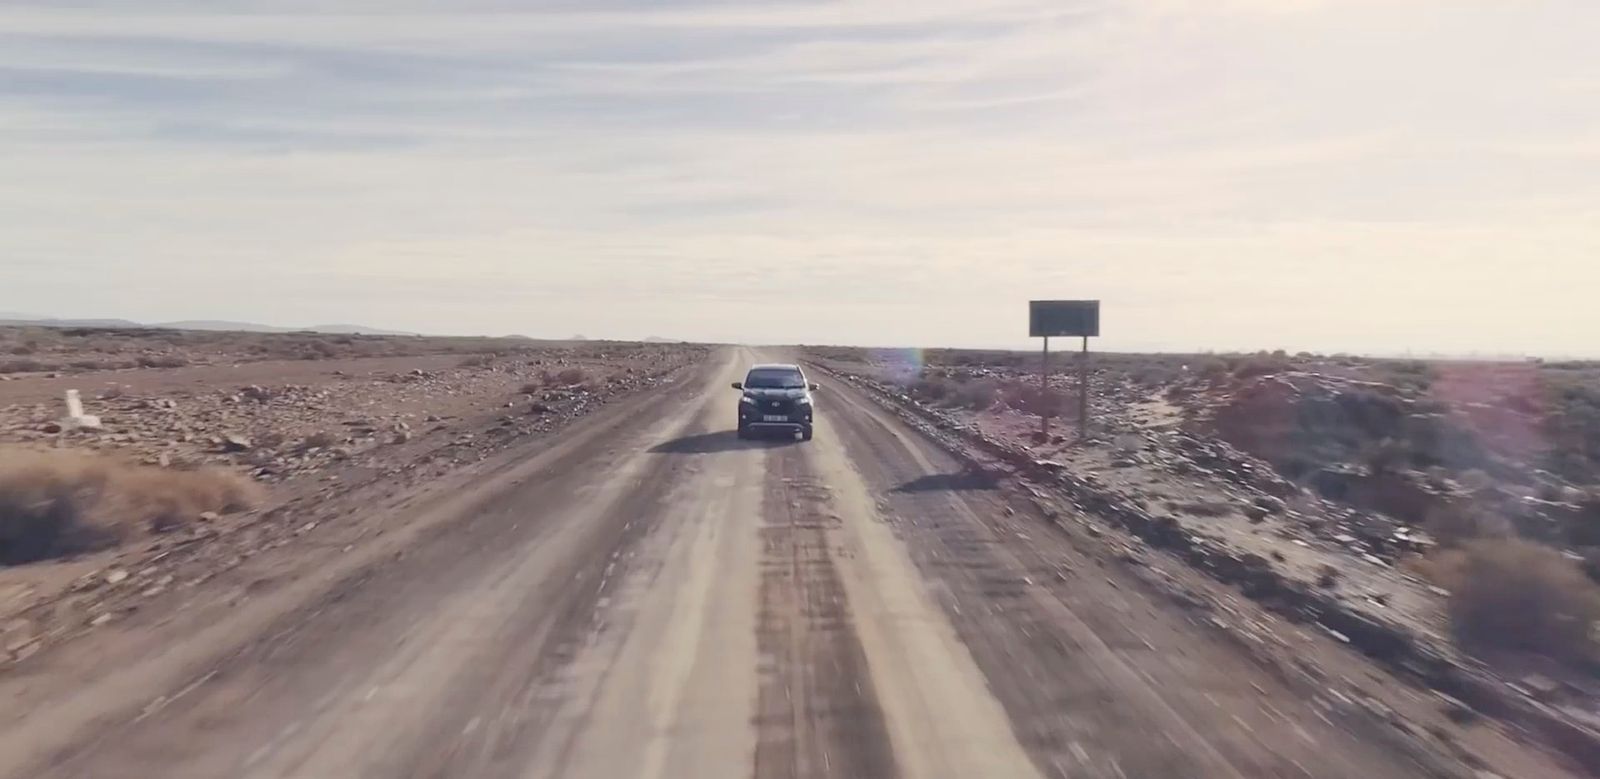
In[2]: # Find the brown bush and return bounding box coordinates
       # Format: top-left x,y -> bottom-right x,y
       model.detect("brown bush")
555,367 -> 587,386
0,447 -> 264,563
1428,539 -> 1600,662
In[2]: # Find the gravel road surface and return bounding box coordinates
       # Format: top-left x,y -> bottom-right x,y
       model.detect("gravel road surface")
0,347 -> 1574,778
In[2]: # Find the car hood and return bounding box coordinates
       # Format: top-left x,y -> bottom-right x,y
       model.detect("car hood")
744,388 -> 808,400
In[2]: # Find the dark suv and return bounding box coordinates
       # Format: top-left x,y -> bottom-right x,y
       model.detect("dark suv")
733,363 -> 818,440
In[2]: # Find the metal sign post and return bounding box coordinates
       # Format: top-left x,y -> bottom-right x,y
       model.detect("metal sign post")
1079,335 -> 1089,440
1029,300 -> 1100,442
1040,335 -> 1051,437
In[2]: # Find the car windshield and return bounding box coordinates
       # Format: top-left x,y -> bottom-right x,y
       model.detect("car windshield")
745,368 -> 806,389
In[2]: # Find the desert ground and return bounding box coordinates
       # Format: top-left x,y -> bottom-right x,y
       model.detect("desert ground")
0,326 -> 1595,777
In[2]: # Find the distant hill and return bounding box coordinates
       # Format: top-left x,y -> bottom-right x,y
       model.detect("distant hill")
307,324 -> 414,336
0,316 -> 145,328
155,320 -> 284,333
0,315 -> 412,336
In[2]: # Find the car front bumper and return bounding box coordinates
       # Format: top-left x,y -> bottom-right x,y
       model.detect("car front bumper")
740,406 -> 813,428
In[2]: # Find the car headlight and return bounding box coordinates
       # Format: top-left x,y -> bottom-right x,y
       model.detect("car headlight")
795,396 -> 812,405
741,395 -> 756,405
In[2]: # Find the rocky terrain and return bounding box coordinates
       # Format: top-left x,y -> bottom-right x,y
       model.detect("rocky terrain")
0,327 -> 706,669
0,324 -> 594,375
805,345 -> 1600,771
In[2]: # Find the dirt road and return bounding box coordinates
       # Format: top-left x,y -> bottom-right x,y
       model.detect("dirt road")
0,348 -> 1575,778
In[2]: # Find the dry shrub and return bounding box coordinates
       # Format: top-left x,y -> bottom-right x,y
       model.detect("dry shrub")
1426,539 -> 1600,663
0,358 -> 46,374
1231,353 -> 1292,379
949,379 -> 999,410
136,354 -> 188,369
519,381 -> 543,395
1197,358 -> 1230,381
911,376 -> 952,402
910,377 -> 997,410
457,354 -> 494,368
555,367 -> 587,386
1003,382 -> 1066,417
0,447 -> 263,563
300,340 -> 338,360
1426,503 -> 1513,548
1363,438 -> 1413,476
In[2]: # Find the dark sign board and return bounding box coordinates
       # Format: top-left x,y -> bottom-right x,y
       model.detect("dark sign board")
1030,300 -> 1100,338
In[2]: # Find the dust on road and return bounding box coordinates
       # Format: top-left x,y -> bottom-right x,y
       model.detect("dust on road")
0,347 -> 1580,778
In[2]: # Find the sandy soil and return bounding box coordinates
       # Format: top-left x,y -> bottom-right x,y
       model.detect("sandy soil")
0,345 -> 1584,777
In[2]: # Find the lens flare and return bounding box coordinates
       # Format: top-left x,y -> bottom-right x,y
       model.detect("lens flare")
871,347 -> 925,384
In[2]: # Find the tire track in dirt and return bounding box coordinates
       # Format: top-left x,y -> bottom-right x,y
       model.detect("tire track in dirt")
776,375 -> 1046,779
518,399 -> 767,779
14,351 -> 740,779
813,368 -> 1473,778
753,447 -> 898,779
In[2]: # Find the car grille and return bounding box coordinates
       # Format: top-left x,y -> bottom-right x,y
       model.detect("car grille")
762,398 -> 794,414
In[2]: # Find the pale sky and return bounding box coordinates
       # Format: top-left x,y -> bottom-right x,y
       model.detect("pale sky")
2,1 -> 1597,354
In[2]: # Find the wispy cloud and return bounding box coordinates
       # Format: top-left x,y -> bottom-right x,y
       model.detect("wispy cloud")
1,0 -> 1597,353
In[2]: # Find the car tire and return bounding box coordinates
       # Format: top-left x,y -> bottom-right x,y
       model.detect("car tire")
737,423 -> 749,440
801,425 -> 814,442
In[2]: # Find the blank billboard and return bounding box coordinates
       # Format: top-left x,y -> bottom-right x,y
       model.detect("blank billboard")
1029,300 -> 1100,338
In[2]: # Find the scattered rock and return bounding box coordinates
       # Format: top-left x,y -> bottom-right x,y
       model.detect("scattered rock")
1316,564 -> 1341,588
1516,673 -> 1563,702
104,569 -> 129,585
221,433 -> 252,452
1437,693 -> 1480,724
1253,495 -> 1286,514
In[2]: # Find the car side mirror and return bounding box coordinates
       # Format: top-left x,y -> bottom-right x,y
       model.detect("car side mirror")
731,382 -> 743,390
809,383 -> 820,391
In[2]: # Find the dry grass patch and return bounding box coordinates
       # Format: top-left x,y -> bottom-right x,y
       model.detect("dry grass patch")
1418,539 -> 1600,663
0,446 -> 264,564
